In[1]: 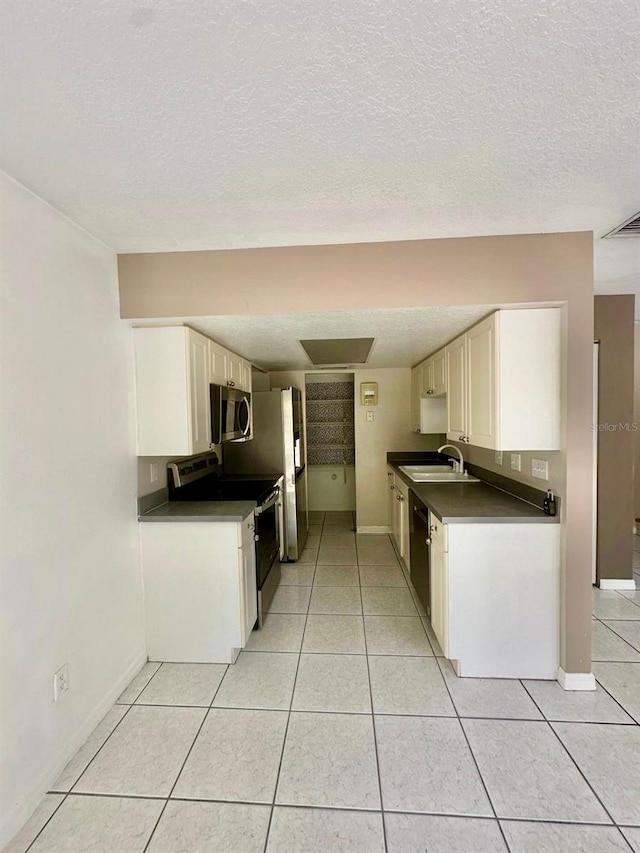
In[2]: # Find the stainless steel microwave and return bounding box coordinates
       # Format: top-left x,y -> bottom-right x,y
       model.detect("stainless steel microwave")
210,384 -> 252,443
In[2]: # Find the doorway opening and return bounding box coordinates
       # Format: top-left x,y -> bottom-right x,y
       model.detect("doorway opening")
305,372 -> 356,512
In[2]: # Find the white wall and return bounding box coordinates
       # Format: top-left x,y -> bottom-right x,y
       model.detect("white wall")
0,175 -> 146,846
354,368 -> 444,529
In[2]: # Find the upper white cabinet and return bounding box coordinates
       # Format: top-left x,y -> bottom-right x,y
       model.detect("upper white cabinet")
421,349 -> 446,397
134,326 -> 253,456
445,309 -> 561,451
410,350 -> 447,435
208,340 -> 228,386
226,352 -> 244,389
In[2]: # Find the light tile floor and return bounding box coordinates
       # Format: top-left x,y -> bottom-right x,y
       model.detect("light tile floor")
8,520 -> 640,852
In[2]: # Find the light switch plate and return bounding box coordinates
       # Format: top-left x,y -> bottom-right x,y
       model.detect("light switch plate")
494,451 -> 503,465
531,458 -> 549,480
366,410 -> 374,422
150,463 -> 159,483
510,453 -> 521,472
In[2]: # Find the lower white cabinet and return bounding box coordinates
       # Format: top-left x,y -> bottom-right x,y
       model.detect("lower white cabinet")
139,515 -> 257,663
387,466 -> 409,565
429,517 -> 449,657
429,520 -> 560,679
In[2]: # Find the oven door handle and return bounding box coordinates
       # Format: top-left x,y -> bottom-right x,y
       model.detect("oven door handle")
254,488 -> 280,515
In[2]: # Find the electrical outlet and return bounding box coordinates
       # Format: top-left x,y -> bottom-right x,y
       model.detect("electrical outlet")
510,453 -> 521,472
150,463 -> 158,483
494,451 -> 503,465
531,458 -> 549,480
366,410 -> 374,423
53,664 -> 69,702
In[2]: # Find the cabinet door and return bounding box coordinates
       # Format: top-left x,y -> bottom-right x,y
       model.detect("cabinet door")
432,349 -> 446,396
387,469 -> 396,531
446,335 -> 466,441
420,361 -> 433,396
429,519 -> 449,656
187,329 -> 211,454
397,481 -> 410,564
410,367 -> 421,432
240,359 -> 253,394
226,352 -> 243,388
466,315 -> 497,449
239,516 -> 258,647
208,340 -> 227,387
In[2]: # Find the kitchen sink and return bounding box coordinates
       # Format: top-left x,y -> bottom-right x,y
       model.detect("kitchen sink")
398,464 -> 480,483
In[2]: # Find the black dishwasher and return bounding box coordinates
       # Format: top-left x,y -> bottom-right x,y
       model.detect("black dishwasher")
408,492 -> 430,614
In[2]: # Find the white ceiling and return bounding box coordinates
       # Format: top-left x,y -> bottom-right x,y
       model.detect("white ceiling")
133,305 -> 517,370
1,1 -> 639,309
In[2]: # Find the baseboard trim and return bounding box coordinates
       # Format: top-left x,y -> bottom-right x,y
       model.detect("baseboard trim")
598,579 -> 637,590
0,646 -> 148,850
557,668 -> 596,691
356,526 -> 391,534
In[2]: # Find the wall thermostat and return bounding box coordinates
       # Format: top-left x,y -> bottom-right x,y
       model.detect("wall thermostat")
360,382 -> 378,406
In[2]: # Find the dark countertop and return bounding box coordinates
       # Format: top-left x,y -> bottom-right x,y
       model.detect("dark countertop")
139,500 -> 256,523
388,456 -> 558,524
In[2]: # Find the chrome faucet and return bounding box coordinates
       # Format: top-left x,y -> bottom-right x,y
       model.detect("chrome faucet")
437,443 -> 465,474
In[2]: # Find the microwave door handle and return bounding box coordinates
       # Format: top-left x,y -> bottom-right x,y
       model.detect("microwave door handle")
240,397 -> 251,437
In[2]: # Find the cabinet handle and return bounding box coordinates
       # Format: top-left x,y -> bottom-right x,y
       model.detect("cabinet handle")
425,538 -> 432,546
430,525 -> 436,534
254,534 -> 260,542
227,380 -> 235,387
389,485 -> 394,490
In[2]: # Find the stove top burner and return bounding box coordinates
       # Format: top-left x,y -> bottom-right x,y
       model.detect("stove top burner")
169,473 -> 279,506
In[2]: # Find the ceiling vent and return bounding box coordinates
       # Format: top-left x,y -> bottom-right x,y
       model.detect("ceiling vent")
603,211 -> 640,238
299,338 -> 375,366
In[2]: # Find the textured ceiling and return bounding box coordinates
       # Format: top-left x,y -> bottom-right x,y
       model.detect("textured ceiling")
132,305 -> 513,370
1,0 -> 639,304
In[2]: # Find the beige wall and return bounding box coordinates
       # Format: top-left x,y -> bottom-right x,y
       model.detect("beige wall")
456,445 -> 565,494
635,322 -> 640,524
118,232 -> 594,675
354,368 -> 443,528
593,295 -> 636,581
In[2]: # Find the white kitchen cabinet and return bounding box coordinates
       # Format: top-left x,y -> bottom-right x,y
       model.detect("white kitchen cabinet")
134,326 -> 213,456
188,330 -> 211,455
240,359 -> 253,394
387,466 -> 409,565
431,349 -> 447,396
445,309 -> 561,450
140,515 -> 258,663
239,515 -> 258,645
226,351 -> 244,389
208,339 -> 228,386
421,349 -> 446,397
445,334 -> 466,439
410,361 -> 447,435
428,519 -> 560,678
410,367 -> 421,432
429,517 -> 449,657
395,476 -> 410,564
387,467 -> 397,534
134,326 -> 253,456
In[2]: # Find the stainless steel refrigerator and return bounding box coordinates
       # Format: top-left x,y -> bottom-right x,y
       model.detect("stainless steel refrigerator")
223,387 -> 309,561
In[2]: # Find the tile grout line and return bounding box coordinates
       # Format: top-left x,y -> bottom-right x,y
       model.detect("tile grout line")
358,544 -> 389,853
435,649 -> 513,853
592,615 -> 640,660
28,787 -> 640,825
141,660 -> 230,851
261,592 -> 310,853
27,662 -> 161,852
543,718 -> 624,831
